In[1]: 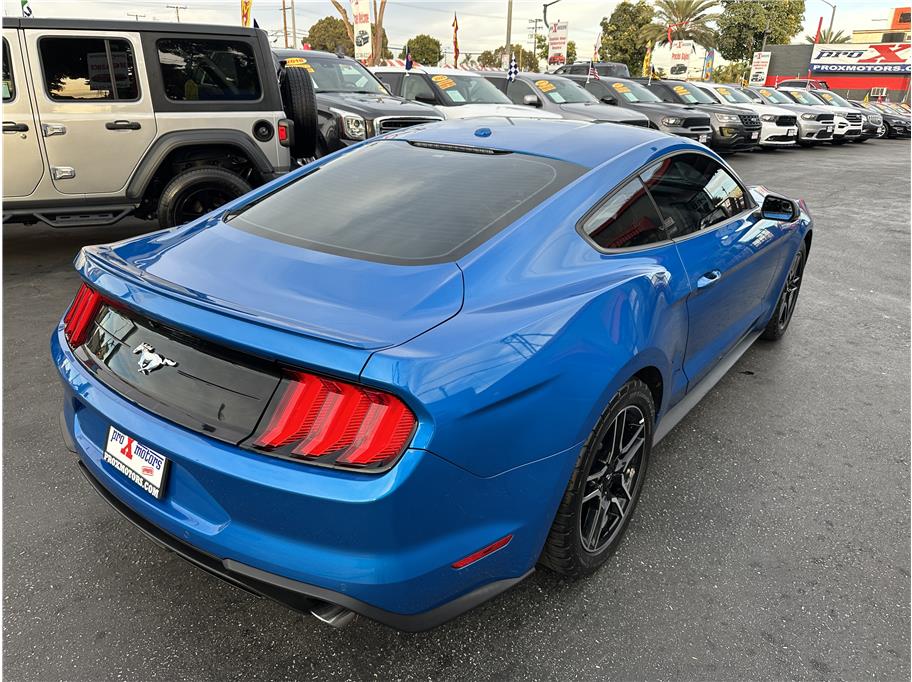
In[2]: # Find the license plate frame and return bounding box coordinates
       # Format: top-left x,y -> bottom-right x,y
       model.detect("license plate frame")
750,131 -> 759,140
103,426 -> 170,500
698,134 -> 709,144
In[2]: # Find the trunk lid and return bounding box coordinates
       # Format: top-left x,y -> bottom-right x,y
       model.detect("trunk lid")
84,221 -> 464,352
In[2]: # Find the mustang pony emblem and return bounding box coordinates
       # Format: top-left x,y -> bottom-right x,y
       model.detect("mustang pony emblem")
133,343 -> 177,374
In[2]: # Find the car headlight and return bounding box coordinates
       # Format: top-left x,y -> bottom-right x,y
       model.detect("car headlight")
760,114 -> 776,122
331,109 -> 366,140
661,116 -> 683,126
869,115 -> 882,125
714,113 -> 740,123
800,113 -> 816,120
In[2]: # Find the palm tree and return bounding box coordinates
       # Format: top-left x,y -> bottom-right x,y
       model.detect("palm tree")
805,28 -> 851,43
641,0 -> 719,48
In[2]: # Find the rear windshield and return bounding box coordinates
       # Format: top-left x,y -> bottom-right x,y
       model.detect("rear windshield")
227,141 -> 584,264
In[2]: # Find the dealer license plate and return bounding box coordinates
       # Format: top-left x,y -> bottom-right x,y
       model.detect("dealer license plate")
788,127 -> 797,136
826,125 -> 834,133
698,134 -> 709,144
103,426 -> 169,499
751,131 -> 759,140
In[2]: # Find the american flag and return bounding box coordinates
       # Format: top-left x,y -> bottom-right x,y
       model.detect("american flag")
507,54 -> 519,82
586,61 -> 600,83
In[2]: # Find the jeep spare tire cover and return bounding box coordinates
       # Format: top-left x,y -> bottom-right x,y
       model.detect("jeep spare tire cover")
280,64 -> 318,159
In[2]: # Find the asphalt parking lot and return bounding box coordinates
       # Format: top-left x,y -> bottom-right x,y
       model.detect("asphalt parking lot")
4,140 -> 910,681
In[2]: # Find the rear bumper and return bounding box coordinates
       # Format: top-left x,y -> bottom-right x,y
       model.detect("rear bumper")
52,326 -> 574,630
76,459 -> 531,631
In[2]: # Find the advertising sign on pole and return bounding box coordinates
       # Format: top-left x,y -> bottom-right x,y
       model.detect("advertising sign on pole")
352,0 -> 372,62
548,21 -> 569,67
748,51 -> 772,85
668,40 -> 693,79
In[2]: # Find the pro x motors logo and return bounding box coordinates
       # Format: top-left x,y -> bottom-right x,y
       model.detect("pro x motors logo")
811,43 -> 911,74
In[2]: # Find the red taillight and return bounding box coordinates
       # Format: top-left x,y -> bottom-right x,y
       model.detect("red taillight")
452,535 -> 513,569
277,118 -> 294,147
249,371 -> 416,472
64,283 -> 102,347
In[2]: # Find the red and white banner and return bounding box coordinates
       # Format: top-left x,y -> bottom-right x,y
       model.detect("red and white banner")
548,21 -> 569,67
352,0 -> 372,61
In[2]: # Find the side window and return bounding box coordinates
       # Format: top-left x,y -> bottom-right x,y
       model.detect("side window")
40,37 -> 139,101
401,73 -> 435,102
505,79 -> 534,105
375,72 -> 401,94
2,39 -> 14,101
641,154 -> 750,239
585,82 -> 611,102
157,38 -> 260,101
581,177 -> 666,249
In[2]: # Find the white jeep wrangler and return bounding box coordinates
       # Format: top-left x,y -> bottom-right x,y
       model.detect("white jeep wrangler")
2,17 -> 317,228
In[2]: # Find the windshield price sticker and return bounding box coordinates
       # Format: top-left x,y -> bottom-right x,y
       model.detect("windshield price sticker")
431,74 -> 456,90
535,79 -> 556,93
612,82 -> 631,93
286,57 -> 315,73
717,87 -> 731,95
673,85 -> 689,96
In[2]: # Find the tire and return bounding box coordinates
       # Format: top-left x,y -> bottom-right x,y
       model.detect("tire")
761,242 -> 807,341
539,379 -> 654,578
877,125 -> 888,139
156,167 -> 252,228
280,66 -> 318,159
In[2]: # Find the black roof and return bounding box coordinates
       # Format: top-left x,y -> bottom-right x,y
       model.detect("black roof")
2,16 -> 263,37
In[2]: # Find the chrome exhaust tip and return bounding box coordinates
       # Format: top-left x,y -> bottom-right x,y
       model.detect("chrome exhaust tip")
310,601 -> 357,628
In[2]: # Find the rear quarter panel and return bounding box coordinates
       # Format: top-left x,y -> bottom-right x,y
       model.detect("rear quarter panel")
363,140 -> 699,478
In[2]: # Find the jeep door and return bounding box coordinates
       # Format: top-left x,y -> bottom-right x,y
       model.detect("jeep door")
25,30 -> 156,195
2,30 -> 44,197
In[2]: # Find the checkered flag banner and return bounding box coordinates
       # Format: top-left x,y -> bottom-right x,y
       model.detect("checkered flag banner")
507,54 -> 519,82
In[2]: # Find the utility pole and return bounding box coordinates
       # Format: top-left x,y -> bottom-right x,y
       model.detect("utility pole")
504,0 -> 513,69
528,18 -> 543,69
820,0 -> 837,34
760,12 -> 771,51
281,0 -> 289,47
290,0 -> 298,49
127,12 -> 145,21
166,4 -> 186,22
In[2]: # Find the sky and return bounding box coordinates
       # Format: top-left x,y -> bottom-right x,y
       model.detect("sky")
3,0 -> 902,58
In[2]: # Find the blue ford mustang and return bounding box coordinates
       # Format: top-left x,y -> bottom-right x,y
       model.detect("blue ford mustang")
52,118 -> 811,631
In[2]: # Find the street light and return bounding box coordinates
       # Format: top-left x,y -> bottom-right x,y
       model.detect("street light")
543,0 -> 561,28
819,0 -> 837,34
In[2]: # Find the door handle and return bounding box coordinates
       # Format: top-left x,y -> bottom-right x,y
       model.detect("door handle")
105,120 -> 141,130
696,270 -> 722,289
41,123 -> 66,137
3,121 -> 29,133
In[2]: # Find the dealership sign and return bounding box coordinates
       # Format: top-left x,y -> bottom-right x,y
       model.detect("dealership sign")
749,51 -> 771,85
668,40 -> 693,79
352,0 -> 372,62
548,21 -> 569,66
810,43 -> 911,74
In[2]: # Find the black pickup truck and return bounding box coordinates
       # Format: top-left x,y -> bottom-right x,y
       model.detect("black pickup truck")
274,49 -> 443,157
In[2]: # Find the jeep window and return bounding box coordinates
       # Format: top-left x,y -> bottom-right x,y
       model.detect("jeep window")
532,77 -> 595,104
227,140 -> 585,264
40,37 -> 139,101
428,74 -> 511,105
2,39 -> 14,101
158,38 -> 260,101
296,56 -> 386,94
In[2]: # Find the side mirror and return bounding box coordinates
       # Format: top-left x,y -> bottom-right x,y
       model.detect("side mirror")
601,96 -> 617,105
523,94 -> 542,107
760,194 -> 798,222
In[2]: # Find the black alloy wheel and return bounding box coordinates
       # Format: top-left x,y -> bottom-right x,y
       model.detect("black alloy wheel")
539,378 -> 654,578
157,167 -> 252,228
762,242 -> 806,341
578,405 -> 648,554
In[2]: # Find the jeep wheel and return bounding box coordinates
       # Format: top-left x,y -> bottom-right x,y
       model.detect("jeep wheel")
157,167 -> 252,228
280,66 -> 318,159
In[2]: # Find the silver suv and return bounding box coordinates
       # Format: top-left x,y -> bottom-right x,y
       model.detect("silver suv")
2,18 -> 315,228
